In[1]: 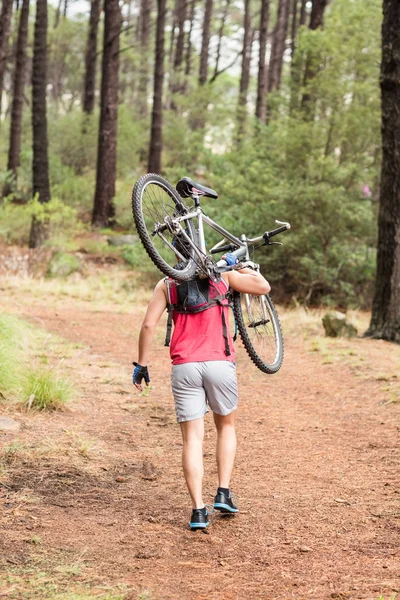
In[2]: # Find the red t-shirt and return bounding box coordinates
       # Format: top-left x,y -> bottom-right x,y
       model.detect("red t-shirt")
167,277 -> 236,365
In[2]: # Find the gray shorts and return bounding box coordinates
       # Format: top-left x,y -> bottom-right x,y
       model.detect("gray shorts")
171,361 -> 238,423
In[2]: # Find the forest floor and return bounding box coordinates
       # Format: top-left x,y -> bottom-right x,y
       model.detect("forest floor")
0,262 -> 399,600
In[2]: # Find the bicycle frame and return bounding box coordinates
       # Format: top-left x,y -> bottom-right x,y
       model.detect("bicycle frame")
174,204 -> 264,266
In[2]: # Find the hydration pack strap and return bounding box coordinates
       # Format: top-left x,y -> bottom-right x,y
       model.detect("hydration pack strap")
165,305 -> 173,347
216,298 -> 231,356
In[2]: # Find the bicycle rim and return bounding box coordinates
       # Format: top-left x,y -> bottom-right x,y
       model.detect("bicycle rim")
132,174 -> 197,281
233,293 -> 284,374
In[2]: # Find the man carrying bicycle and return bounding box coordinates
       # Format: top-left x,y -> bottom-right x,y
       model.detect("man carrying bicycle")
133,258 -> 270,530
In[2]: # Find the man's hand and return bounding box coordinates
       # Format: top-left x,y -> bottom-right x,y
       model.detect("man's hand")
222,252 -> 238,266
132,362 -> 150,391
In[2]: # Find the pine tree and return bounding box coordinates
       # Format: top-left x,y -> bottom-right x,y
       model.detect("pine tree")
148,0 -> 166,172
92,0 -> 121,226
365,0 -> 400,343
0,0 -> 13,115
83,0 -> 102,114
29,0 -> 51,248
3,0 -> 30,198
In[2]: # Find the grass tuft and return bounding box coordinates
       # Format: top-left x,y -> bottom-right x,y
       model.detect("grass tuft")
22,368 -> 73,410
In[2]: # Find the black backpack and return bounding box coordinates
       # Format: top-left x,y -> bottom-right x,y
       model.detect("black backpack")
164,277 -> 234,356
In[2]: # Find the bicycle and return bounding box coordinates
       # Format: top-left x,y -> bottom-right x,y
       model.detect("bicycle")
131,174 -> 291,374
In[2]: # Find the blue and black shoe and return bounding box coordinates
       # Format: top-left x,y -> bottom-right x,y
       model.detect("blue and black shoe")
189,506 -> 212,530
214,490 -> 239,514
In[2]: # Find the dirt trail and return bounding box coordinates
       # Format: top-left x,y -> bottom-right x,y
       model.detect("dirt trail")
1,291 -> 399,600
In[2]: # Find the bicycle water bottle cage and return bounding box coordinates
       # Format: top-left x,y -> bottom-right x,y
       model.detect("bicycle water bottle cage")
176,177 -> 218,200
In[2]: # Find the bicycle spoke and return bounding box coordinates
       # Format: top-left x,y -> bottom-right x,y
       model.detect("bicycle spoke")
241,295 -> 279,365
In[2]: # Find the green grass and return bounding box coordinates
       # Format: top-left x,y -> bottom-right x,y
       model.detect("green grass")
0,314 -> 74,410
21,367 -> 73,410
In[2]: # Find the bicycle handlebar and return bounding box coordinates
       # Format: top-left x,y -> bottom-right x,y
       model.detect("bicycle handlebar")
263,220 -> 291,244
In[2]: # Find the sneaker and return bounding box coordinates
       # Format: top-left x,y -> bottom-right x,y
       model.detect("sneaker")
214,490 -> 239,514
189,507 -> 210,530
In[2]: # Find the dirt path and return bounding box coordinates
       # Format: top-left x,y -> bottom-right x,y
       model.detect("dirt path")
1,287 -> 399,600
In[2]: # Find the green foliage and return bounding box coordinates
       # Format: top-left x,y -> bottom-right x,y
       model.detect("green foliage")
46,252 -> 81,278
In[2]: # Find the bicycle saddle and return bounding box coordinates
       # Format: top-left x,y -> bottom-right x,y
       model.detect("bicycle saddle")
176,177 -> 218,200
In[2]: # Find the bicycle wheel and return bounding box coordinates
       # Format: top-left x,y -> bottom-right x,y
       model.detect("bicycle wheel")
132,173 -> 198,281
233,292 -> 284,374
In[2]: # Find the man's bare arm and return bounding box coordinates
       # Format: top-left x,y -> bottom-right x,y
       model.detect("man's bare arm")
223,268 -> 271,295
135,280 -> 168,389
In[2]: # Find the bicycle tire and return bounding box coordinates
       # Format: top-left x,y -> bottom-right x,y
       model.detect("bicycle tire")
132,173 -> 198,281
233,292 -> 284,374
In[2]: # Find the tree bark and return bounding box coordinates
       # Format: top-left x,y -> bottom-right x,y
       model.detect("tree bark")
365,0 -> 400,343
199,0 -> 213,85
309,0 -> 328,30
255,0 -> 269,123
300,0 -> 328,117
92,0 -> 121,227
185,0 -> 196,76
170,0 -> 186,98
213,0 -> 231,81
236,0 -> 253,140
148,0 -> 166,173
29,0 -> 51,248
299,0 -> 306,26
83,0 -> 102,114
137,0 -> 152,115
3,0 -> 30,198
290,0 -> 297,60
0,0 -> 13,115
267,0 -> 290,93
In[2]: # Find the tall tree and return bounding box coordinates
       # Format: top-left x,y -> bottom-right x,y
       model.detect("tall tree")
365,0 -> 400,343
185,0 -> 196,76
213,0 -> 231,81
199,0 -> 213,85
255,0 -> 270,123
300,0 -> 328,117
83,0 -> 102,114
137,0 -> 152,116
92,0 -> 121,226
3,0 -> 30,198
0,0 -> 13,115
299,0 -> 306,26
267,0 -> 290,93
148,0 -> 166,172
29,0 -> 51,248
236,0 -> 253,139
171,0 -> 186,94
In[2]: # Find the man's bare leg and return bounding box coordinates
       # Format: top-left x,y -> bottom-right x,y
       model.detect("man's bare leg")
213,410 -> 237,489
180,417 -> 205,509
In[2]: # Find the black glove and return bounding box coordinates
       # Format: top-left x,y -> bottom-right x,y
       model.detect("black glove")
132,362 -> 150,387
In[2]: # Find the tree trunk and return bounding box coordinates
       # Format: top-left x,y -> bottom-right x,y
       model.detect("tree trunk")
54,0 -> 62,27
300,0 -> 328,117
309,0 -> 328,30
0,0 -> 13,116
299,0 -> 306,26
236,0 -> 252,140
170,0 -> 186,98
92,0 -> 121,227
199,0 -> 213,85
83,0 -> 102,114
255,0 -> 269,123
185,0 -> 196,76
3,0 -> 30,198
267,0 -> 290,93
148,0 -> 166,173
365,0 -> 400,343
213,0 -> 231,81
29,0 -> 51,248
137,0 -> 152,116
290,0 -> 297,60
